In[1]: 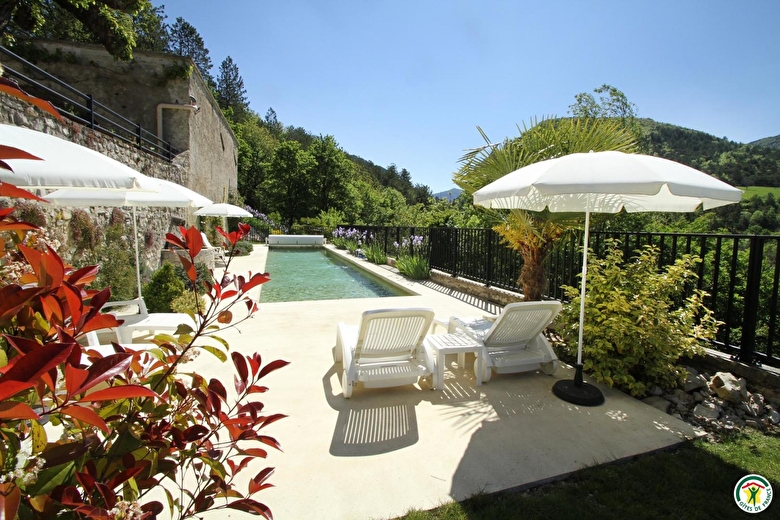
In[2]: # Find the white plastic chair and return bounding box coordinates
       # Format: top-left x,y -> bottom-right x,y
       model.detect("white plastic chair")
200,231 -> 227,265
448,301 -> 562,382
102,297 -> 198,344
335,308 -> 435,398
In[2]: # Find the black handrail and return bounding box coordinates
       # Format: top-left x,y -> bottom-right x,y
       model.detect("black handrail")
330,225 -> 780,369
0,45 -> 178,161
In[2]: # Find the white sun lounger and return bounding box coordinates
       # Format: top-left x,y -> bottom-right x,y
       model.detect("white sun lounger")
102,297 -> 198,344
447,301 -> 562,382
335,308 -> 435,398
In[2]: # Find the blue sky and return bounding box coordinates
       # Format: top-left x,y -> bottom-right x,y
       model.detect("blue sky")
156,0 -> 779,192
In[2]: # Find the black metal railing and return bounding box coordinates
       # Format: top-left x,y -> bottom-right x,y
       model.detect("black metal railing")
0,45 -> 180,161
330,224 -> 780,368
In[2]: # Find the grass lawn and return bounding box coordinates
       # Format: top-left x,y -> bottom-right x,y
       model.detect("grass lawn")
740,186 -> 780,199
396,430 -> 780,520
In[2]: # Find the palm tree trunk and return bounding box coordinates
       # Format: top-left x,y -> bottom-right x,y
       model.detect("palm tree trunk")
519,253 -> 546,301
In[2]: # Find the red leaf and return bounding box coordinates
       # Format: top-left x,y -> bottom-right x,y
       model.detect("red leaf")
66,264 -> 100,287
260,414 -> 287,429
232,352 -> 249,383
208,378 -> 228,402
75,470 -> 96,493
61,283 -> 84,329
2,339 -> 74,383
0,78 -> 64,121
0,482 -> 22,520
238,448 -> 269,459
185,226 -> 203,257
240,273 -> 271,295
0,380 -> 34,401
0,285 -> 42,326
62,405 -> 109,434
78,385 -> 158,403
226,498 -> 273,519
0,401 -> 39,420
0,181 -> 45,201
248,467 -> 275,495
258,359 -> 290,380
65,363 -> 89,397
74,353 -> 133,395
105,466 -> 144,491
257,435 -> 282,451
183,424 -> 210,442
247,385 -> 269,395
79,313 -> 122,334
19,243 -> 64,288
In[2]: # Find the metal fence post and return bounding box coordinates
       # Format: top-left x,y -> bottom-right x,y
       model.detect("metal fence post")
740,236 -> 763,364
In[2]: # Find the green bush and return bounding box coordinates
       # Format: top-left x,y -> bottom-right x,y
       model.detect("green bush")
93,223 -> 137,301
143,262 -> 186,313
173,261 -> 210,294
230,239 -> 254,256
395,254 -> 430,280
171,290 -> 205,314
363,240 -> 387,265
557,240 -> 720,397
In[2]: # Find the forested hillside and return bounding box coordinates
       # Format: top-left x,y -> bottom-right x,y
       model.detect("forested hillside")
640,120 -> 780,187
4,3 -> 780,234
750,135 -> 780,149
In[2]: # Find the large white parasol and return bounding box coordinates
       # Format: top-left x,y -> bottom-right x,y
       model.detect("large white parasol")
474,150 -> 743,405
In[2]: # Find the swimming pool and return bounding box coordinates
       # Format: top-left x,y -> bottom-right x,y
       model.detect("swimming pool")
260,248 -> 411,303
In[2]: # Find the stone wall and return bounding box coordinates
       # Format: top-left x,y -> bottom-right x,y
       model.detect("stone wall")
1,91 -> 187,278
4,41 -> 238,204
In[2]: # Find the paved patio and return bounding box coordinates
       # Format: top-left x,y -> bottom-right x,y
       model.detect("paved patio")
174,244 -> 696,520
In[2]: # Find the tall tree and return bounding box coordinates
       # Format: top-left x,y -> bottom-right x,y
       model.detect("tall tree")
216,56 -> 249,121
168,16 -> 213,86
1,0 -> 147,60
569,84 -> 642,142
132,2 -> 168,52
233,114 -> 278,211
455,117 -> 639,300
309,135 -> 353,213
264,107 -> 283,137
260,140 -> 316,228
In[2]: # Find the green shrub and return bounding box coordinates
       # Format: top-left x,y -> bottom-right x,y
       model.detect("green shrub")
93,223 -> 137,301
69,208 -> 101,251
363,240 -> 387,264
395,255 -> 430,280
143,262 -> 186,313
173,261 -> 210,294
230,239 -> 254,256
557,240 -> 720,397
171,290 -> 205,314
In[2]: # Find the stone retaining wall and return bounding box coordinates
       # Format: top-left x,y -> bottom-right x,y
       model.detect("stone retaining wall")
1,92 -> 187,276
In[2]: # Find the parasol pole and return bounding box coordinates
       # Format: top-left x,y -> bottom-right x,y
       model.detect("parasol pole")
552,193 -> 605,405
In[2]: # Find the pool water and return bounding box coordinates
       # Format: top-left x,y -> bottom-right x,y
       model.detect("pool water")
260,248 -> 410,303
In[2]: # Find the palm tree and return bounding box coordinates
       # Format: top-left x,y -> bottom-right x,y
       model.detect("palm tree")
454,117 -> 639,301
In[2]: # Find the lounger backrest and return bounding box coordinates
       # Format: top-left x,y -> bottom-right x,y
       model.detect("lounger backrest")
356,308 -> 434,362
200,231 -> 216,249
484,301 -> 561,348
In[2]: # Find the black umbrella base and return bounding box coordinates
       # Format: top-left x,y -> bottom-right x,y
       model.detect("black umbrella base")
552,363 -> 605,406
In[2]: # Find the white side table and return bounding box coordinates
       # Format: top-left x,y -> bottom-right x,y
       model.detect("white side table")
424,332 -> 483,390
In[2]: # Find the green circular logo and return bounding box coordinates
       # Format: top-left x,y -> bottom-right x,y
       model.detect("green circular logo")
734,474 -> 773,514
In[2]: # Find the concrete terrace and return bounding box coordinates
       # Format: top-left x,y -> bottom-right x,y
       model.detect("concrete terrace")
175,244 -> 697,520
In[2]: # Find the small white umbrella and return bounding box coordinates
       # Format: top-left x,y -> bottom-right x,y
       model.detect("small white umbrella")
45,178 -> 212,301
194,203 -> 252,218
0,123 -> 159,190
474,150 -> 743,405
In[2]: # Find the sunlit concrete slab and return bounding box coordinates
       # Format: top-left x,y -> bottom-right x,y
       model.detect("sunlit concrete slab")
174,244 -> 696,520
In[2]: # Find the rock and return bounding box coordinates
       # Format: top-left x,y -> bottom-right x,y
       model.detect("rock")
721,414 -> 746,428
709,372 -> 746,403
642,396 -> 670,413
750,393 -> 766,416
769,410 -> 780,425
684,373 -> 708,392
648,385 -> 664,397
693,402 -> 721,420
745,419 -> 765,431
694,391 -> 706,403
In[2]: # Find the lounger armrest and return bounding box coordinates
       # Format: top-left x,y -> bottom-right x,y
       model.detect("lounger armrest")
101,297 -> 148,315
447,316 -> 493,341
